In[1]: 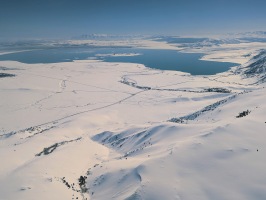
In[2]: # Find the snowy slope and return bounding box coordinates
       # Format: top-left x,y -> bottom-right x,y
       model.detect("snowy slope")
234,50 -> 266,83
91,89 -> 266,199
0,49 -> 266,200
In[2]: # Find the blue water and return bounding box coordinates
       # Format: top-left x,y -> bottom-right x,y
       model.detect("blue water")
0,47 -> 238,75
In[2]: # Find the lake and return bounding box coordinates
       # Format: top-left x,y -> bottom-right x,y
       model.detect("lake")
0,47 -> 238,75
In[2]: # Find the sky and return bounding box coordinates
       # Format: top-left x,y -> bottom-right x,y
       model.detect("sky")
1,0 -> 266,40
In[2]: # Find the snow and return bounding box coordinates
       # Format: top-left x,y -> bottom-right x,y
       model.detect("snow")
1,46 -> 266,199
0,50 -> 36,56
95,53 -> 142,57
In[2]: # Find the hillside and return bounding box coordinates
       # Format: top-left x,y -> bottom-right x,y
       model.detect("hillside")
0,50 -> 266,200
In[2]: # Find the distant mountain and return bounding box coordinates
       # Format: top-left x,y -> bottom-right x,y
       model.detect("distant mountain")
230,31 -> 266,38
71,34 -> 144,40
152,32 -> 266,47
151,36 -> 244,48
227,31 -> 266,43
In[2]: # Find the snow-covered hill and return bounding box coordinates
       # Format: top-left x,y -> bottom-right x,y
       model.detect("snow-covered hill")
234,50 -> 266,83
0,50 -> 266,200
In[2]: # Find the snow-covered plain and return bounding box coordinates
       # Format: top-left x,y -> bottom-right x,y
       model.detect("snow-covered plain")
1,39 -> 266,200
